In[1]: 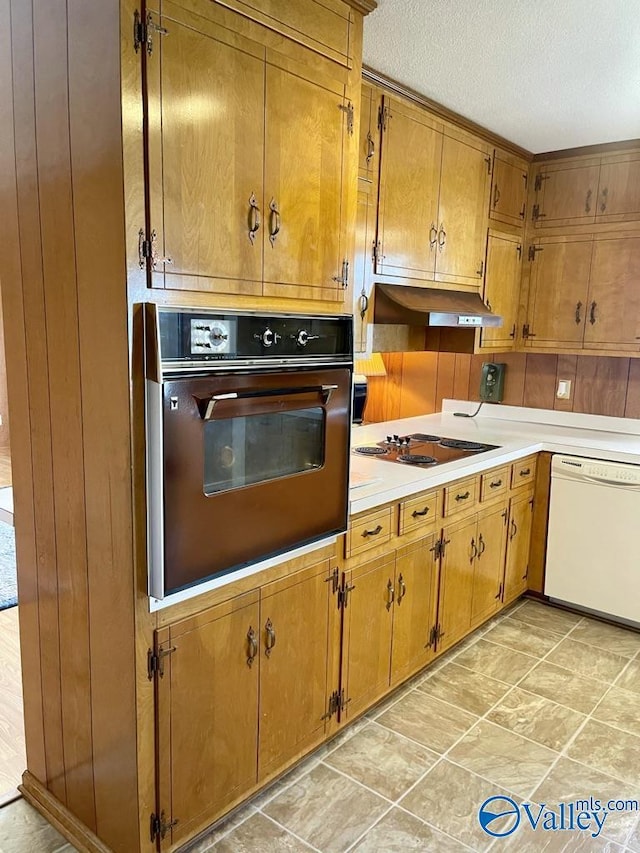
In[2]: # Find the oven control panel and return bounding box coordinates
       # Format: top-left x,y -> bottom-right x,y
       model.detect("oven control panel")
190,319 -> 233,355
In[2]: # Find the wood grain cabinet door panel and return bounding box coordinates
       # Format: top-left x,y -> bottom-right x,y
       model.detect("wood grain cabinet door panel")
147,5 -> 265,294
532,161 -> 600,228
525,237 -> 592,347
390,536 -> 439,686
596,154 -> 640,223
503,493 -> 534,604
155,594 -> 260,848
258,563 -> 332,779
341,555 -> 394,720
470,504 -> 508,628
437,516 -> 477,653
376,97 -> 443,280
262,61 -> 348,299
490,153 -> 527,226
435,134 -> 491,287
480,232 -> 522,349
583,236 -> 640,349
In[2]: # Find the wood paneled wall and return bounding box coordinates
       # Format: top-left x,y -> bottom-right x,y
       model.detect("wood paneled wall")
366,352 -> 640,422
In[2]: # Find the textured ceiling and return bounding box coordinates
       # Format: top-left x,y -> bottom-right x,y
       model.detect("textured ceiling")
363,0 -> 640,153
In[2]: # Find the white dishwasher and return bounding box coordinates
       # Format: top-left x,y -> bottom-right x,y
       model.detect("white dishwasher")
545,454 -> 640,627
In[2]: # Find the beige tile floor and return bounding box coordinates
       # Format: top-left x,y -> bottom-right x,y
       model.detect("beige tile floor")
2,599 -> 640,852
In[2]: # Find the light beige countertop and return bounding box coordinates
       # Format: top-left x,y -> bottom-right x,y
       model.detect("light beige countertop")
350,400 -> 640,515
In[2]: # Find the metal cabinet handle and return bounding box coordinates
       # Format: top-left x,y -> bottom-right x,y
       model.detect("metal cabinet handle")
520,468 -> 531,477
477,533 -> 486,557
246,626 -> 258,667
490,479 -> 503,489
362,524 -> 383,538
493,183 -> 501,208
510,518 -> 518,541
455,491 -> 470,502
509,324 -> 516,339
585,188 -> 592,213
575,301 -> 583,325
437,223 -> 446,250
411,506 -> 430,518
600,187 -> 608,213
397,573 -> 406,604
429,223 -> 438,249
248,192 -> 260,244
366,131 -> 375,163
268,198 -> 281,247
264,618 -> 276,657
590,301 -> 597,325
470,537 -> 477,563
519,202 -> 526,219
386,578 -> 395,610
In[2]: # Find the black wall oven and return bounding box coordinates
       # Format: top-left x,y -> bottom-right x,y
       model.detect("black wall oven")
145,304 -> 353,599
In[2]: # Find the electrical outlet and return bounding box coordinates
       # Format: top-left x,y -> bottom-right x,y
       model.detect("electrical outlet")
479,362 -> 505,403
557,379 -> 572,400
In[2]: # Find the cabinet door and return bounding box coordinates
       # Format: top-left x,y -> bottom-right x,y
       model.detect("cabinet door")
359,82 -> 379,180
583,236 -> 640,349
503,493 -> 534,604
435,133 -> 491,286
471,504 -> 508,628
479,232 -> 522,349
532,161 -> 600,228
391,535 -> 439,687
341,555 -> 395,720
147,4 -> 265,294
596,154 -> 640,223
376,97 -> 443,280
437,516 -> 477,653
263,61 -> 348,300
353,181 -> 377,353
259,562 -> 332,779
155,593 -> 260,848
490,152 -> 527,226
525,237 -> 592,347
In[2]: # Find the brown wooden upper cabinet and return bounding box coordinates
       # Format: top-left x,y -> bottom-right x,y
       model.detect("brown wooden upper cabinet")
489,149 -> 528,227
596,152 -> 640,223
376,96 -> 491,288
479,230 -> 522,351
145,0 -> 355,302
531,158 -> 601,228
524,233 -> 640,352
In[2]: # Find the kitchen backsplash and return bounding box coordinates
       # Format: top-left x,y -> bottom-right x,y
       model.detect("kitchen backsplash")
366,352 -> 640,423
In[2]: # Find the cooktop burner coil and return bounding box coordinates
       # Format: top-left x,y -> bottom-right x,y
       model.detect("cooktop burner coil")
354,446 -> 388,455
408,433 -> 442,442
439,439 -> 491,451
397,454 -> 437,465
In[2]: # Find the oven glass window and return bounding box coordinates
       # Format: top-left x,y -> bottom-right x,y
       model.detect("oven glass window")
203,408 -> 325,494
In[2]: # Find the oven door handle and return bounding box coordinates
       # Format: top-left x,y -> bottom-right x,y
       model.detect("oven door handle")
201,384 -> 339,419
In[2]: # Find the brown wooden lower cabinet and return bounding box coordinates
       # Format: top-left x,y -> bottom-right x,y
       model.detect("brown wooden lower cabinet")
504,491 -> 535,603
437,515 -> 477,652
470,503 -> 509,627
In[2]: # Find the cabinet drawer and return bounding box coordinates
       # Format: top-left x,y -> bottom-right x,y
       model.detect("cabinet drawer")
511,457 -> 537,490
480,467 -> 509,502
399,492 -> 439,536
346,507 -> 393,558
443,478 -> 478,517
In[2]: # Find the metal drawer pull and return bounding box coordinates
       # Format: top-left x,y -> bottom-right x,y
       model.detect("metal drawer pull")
366,131 -> 375,163
575,301 -> 582,325
600,187 -> 608,213
477,533 -> 486,557
268,198 -> 281,246
590,301 -> 597,325
429,223 -> 438,248
411,506 -> 430,518
493,183 -> 501,208
386,578 -> 395,610
470,537 -> 477,563
519,468 -> 531,477
397,573 -> 406,604
510,519 -> 518,541
455,491 -> 470,502
437,223 -> 446,250
247,626 -> 258,667
202,383 -> 338,419
585,188 -> 592,213
264,619 -> 276,657
489,479 -> 503,488
362,524 -> 383,538
248,192 -> 260,244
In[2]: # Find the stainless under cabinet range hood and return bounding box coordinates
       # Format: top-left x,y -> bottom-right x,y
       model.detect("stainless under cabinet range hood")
373,283 -> 503,328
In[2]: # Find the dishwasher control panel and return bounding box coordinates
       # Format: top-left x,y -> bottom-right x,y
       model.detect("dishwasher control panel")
555,455 -> 640,486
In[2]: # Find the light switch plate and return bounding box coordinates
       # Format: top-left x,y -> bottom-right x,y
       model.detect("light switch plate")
557,379 -> 572,400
